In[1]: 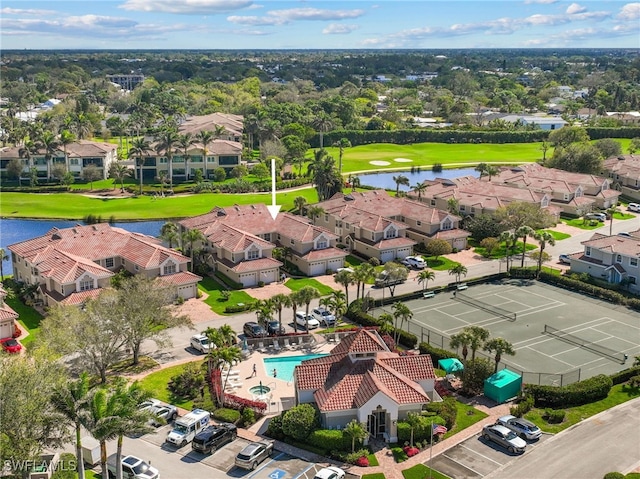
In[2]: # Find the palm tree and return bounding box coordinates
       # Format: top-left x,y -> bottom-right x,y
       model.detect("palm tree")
271,293 -> 291,335
182,228 -> 205,271
289,290 -> 306,333
334,269 -> 355,305
515,226 -> 534,267
51,373 -> 92,479
607,204 -> 620,236
485,165 -> 499,181
110,380 -> 153,479
449,330 -> 473,362
313,113 -> 333,150
353,262 -> 375,301
448,263 -> 468,284
307,205 -> 325,224
416,269 -> 435,291
308,149 -> 342,201
85,387 -> 120,479
475,163 -> 488,179
350,176 -> 361,192
38,130 -> 60,181
406,412 -> 422,447
391,301 -> 413,344
178,133 -> 194,181
109,163 -> 130,192
18,138 -> 39,186
484,337 -> 516,373
205,344 -> 243,403
0,247 -> 8,282
465,325 -> 490,361
378,312 -> 395,336
59,129 -> 75,173
196,130 -> 214,180
412,182 -> 428,200
253,299 -> 273,329
154,129 -> 180,190
343,420 -> 368,453
500,230 -> 518,271
129,137 -> 150,195
156,170 -> 169,196
294,196 -> 307,216
333,137 -> 351,174
393,174 -> 410,196
160,222 -> 180,248
533,231 -> 556,276
297,286 -> 321,332
322,290 -> 346,328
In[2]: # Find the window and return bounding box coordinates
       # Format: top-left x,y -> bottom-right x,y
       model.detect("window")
316,238 -> 328,249
430,199 -> 436,206
79,278 -> 94,291
442,219 -> 453,230
459,205 -> 466,211
290,239 -> 295,245
385,227 -> 397,239
629,276 -> 637,285
616,254 -> 622,263
163,262 -> 176,275
263,233 -> 271,242
247,249 -> 259,260
105,257 -> 114,268
631,258 -> 638,267
416,221 -> 422,226
586,247 -> 591,256
324,214 -> 328,221
70,159 -> 79,165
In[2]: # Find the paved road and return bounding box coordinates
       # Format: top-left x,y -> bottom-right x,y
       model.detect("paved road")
485,397 -> 640,479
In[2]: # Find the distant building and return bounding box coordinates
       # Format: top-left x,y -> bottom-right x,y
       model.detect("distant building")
500,115 -> 567,131
106,74 -> 145,91
603,154 -> 640,202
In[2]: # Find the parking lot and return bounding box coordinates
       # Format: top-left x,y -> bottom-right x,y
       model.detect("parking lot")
119,423 -> 349,479
429,431 -> 551,478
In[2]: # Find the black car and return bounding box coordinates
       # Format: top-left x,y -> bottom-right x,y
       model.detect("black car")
266,320 -> 285,336
243,321 -> 267,338
191,423 -> 237,454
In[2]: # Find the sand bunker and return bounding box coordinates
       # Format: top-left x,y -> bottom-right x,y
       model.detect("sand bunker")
369,160 -> 391,166
394,158 -> 413,162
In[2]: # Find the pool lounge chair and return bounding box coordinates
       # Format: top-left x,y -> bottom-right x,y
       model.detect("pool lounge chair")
272,340 -> 281,352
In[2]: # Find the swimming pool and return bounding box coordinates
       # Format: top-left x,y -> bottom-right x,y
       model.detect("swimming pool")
263,353 -> 329,382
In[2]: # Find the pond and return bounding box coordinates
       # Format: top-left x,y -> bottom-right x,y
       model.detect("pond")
355,167 -> 478,191
0,218 -> 165,276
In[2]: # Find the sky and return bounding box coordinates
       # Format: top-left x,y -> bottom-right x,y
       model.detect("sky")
1,0 -> 639,50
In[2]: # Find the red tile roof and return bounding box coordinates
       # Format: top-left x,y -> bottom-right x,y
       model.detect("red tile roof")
331,329 -> 389,354
156,271 -> 203,286
275,214 -> 338,242
58,289 -> 104,306
299,248 -> 348,261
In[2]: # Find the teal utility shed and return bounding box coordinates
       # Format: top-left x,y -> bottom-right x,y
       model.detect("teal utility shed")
484,368 -> 522,403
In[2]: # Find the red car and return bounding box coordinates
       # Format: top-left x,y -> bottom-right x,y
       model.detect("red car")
0,338 -> 22,354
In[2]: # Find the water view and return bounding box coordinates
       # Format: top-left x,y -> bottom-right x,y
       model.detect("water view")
0,218 -> 165,276
355,167 -> 477,191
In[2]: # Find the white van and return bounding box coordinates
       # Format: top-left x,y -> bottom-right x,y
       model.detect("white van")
166,409 -> 210,448
628,203 -> 640,212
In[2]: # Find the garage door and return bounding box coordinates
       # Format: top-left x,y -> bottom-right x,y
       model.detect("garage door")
380,250 -> 395,263
260,270 -> 276,284
309,262 -> 325,276
0,320 -> 13,339
397,247 -> 412,259
453,238 -> 466,250
327,258 -> 343,272
240,273 -> 257,287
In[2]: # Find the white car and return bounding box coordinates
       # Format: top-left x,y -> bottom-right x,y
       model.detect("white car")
107,454 -> 160,479
314,466 -> 346,479
336,267 -> 354,274
628,203 -> 640,212
295,311 -> 320,329
496,415 -> 542,441
312,307 -> 336,326
190,334 -> 212,354
139,398 -> 179,426
402,255 -> 426,269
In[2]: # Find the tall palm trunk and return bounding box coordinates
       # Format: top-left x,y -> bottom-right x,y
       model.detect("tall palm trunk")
75,422 -> 86,479
116,434 -> 125,479
100,441 -> 108,479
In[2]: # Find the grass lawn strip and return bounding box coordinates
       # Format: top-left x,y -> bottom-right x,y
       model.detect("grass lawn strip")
198,277 -> 255,314
525,382 -> 640,434
402,464 -> 451,479
613,211 -> 635,220
284,278 -> 335,296
424,256 -> 461,271
443,402 -> 488,439
563,218 -> 605,230
5,296 -> 43,347
470,240 -> 537,260
138,362 -> 201,410
362,474 -> 386,479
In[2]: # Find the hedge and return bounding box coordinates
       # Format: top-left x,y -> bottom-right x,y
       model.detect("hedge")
224,303 -> 254,313
345,300 -> 418,349
418,342 -> 462,364
212,408 -> 241,423
524,374 -> 613,408
538,271 -> 628,304
609,366 -> 640,385
397,415 -> 446,443
306,429 -> 349,452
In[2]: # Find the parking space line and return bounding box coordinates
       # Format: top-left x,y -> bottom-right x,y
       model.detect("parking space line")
441,452 -> 488,477
459,443 -> 505,466
292,463 -> 317,479
246,452 -> 287,478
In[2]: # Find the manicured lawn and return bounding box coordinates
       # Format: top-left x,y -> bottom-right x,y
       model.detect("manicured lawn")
424,256 -> 458,271
537,229 -> 571,241
138,362 -> 202,410
471,240 -> 537,260
198,277 -> 255,315
525,382 -> 640,434
0,188 -> 320,220
402,464 -> 451,479
362,474 -> 387,479
5,296 -> 43,347
321,142 -> 545,174
613,211 -> 635,220
284,278 -> 335,296
345,254 -> 364,267
367,453 -> 380,466
443,402 -> 489,439
563,218 -> 604,230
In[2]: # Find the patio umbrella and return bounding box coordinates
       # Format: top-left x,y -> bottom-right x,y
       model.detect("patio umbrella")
438,358 -> 464,374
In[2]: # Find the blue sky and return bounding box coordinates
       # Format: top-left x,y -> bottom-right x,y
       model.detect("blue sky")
1,1 -> 639,50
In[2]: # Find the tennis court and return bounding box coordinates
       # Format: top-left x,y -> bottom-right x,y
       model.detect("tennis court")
373,279 -> 640,384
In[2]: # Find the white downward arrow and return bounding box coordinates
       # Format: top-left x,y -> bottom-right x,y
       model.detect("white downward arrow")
267,157 -> 281,220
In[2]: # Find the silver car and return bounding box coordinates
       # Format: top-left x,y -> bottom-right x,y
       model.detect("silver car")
481,424 -> 527,454
496,415 -> 542,441
139,398 -> 178,426
235,441 -> 274,470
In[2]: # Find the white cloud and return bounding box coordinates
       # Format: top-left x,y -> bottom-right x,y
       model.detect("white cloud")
119,0 -> 254,14
566,3 -> 587,15
617,2 -> 640,20
322,23 -> 358,34
0,7 -> 57,15
228,7 -> 365,26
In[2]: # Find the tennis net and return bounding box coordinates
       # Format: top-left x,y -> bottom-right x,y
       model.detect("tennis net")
455,292 -> 516,322
543,324 -> 626,364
